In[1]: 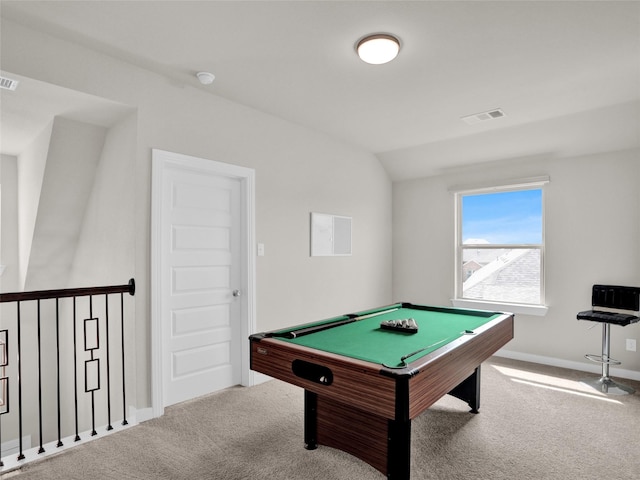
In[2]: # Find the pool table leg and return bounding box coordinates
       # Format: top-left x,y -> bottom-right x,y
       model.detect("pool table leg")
448,365 -> 481,413
387,418 -> 411,479
304,390 -> 318,450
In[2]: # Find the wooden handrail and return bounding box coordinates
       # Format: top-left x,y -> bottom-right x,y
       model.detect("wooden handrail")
0,278 -> 135,303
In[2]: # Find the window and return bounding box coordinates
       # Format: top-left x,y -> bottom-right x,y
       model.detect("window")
454,178 -> 548,315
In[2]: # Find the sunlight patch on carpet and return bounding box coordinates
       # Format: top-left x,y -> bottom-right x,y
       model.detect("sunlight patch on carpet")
491,365 -> 623,404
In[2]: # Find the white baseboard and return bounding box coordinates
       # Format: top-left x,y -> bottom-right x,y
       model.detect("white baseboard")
132,406 -> 154,423
250,371 -> 273,386
0,436 -> 31,458
495,349 -> 640,382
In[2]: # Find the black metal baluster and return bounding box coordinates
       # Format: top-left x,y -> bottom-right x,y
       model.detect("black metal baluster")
105,294 -> 112,431
36,300 -> 44,454
120,292 -> 128,426
89,296 -> 96,436
73,297 -> 80,442
0,329 -> 9,467
55,298 -> 63,447
16,302 -> 24,460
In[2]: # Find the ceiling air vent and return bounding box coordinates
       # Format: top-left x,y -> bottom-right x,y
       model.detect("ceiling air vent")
0,76 -> 19,91
461,108 -> 505,125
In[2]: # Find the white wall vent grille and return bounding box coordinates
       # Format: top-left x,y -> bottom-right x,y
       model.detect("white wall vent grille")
0,76 -> 19,91
461,108 -> 505,125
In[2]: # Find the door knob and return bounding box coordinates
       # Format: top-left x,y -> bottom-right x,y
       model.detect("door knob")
232,289 -> 241,297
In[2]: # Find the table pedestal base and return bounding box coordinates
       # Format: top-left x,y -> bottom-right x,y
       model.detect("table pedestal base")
303,366 -> 481,479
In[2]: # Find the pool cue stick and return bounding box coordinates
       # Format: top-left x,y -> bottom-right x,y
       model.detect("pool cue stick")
382,337 -> 451,369
267,317 -> 358,339
352,307 -> 400,320
267,306 -> 401,339
400,338 -> 449,363
384,329 -> 477,368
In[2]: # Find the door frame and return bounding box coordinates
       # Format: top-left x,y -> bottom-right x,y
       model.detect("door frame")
150,149 -> 256,418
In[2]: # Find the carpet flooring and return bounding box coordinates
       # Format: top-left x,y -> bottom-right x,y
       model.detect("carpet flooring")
5,357 -> 640,480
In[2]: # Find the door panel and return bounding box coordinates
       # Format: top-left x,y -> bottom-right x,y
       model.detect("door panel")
161,167 -> 241,406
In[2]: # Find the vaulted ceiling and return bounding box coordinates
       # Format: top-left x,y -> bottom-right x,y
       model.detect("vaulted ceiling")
2,1 -> 639,181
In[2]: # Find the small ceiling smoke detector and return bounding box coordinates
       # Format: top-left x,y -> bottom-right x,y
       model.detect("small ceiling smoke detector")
0,76 -> 19,91
196,72 -> 215,85
461,108 -> 506,125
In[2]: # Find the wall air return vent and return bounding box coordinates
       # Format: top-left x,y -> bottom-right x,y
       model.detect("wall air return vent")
0,76 -> 19,91
461,108 -> 505,125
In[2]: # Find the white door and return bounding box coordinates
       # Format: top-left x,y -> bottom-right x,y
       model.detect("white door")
152,150 -> 255,409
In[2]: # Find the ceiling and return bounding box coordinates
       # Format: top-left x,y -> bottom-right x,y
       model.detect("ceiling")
1,1 -> 639,181
0,71 -> 134,156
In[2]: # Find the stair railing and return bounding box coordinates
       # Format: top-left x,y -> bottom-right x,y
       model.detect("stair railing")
0,279 -> 135,467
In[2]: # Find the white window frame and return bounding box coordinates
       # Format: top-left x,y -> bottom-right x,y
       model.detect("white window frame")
451,176 -> 549,317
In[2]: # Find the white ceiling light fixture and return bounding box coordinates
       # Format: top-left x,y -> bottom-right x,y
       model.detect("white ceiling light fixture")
356,34 -> 401,65
196,71 -> 215,85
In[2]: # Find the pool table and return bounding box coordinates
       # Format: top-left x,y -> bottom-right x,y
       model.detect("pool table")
249,303 -> 514,479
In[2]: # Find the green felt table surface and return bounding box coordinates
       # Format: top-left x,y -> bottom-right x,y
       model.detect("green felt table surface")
278,305 -> 502,368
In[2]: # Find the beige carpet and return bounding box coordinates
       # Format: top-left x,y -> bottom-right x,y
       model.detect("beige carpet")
5,357 -> 640,480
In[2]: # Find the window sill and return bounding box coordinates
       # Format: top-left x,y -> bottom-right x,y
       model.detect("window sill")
451,298 -> 548,317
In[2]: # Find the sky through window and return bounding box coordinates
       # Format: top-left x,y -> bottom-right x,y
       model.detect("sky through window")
462,189 -> 542,245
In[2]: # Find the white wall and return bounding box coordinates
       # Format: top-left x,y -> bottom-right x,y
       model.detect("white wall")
0,154 -> 19,292
67,113 -> 137,288
393,149 -> 640,374
25,117 -> 107,290
16,121 -> 52,289
1,19 -> 392,409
